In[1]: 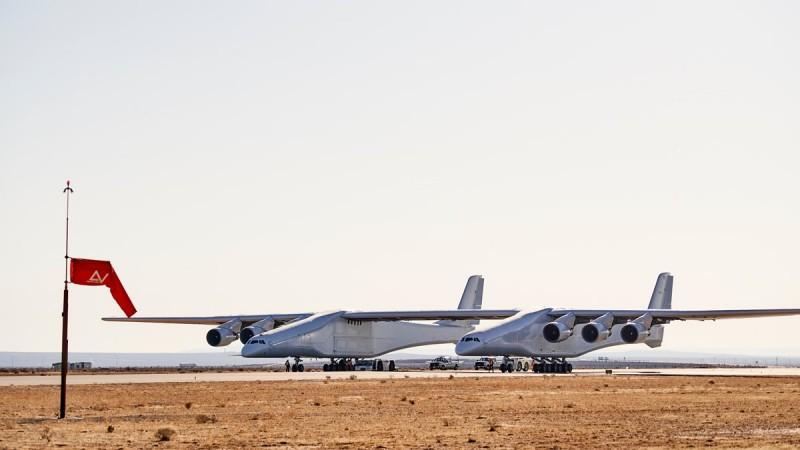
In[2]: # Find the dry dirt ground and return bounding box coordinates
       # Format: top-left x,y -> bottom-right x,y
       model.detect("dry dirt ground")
1,375 -> 799,449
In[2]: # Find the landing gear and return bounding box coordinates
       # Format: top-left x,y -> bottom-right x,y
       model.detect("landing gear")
321,358 -> 392,372
532,357 -> 572,374
322,358 -> 353,371
290,357 -> 304,372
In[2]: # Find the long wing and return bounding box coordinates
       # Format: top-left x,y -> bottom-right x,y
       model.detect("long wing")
101,309 -> 520,325
102,313 -> 312,326
341,309 -> 519,321
549,308 -> 800,325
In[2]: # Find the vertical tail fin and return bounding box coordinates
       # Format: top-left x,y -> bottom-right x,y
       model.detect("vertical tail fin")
458,275 -> 484,310
437,275 -> 484,327
645,272 -> 672,348
648,272 -> 673,309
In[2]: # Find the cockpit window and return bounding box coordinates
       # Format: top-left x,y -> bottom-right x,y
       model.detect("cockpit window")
460,337 -> 480,342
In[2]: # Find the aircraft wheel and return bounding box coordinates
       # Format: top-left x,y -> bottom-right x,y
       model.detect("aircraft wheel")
524,362 -> 530,372
322,364 -> 329,372
389,360 -> 396,371
291,364 -> 297,372
430,363 -> 435,370
567,363 -> 573,373
499,363 -> 506,373
377,360 -> 384,371
298,364 -> 304,372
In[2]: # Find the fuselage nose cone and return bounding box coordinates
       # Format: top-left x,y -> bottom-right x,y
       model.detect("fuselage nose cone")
241,342 -> 259,358
455,336 -> 482,356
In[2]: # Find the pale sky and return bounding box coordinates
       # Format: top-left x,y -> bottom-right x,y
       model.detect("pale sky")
1,1 -> 799,356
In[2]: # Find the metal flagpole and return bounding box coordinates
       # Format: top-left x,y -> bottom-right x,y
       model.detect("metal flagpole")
59,180 -> 73,419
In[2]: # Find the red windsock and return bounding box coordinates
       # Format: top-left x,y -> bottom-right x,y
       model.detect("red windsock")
70,258 -> 137,317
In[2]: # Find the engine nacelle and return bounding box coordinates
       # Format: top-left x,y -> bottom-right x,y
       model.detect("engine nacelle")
239,317 -> 276,344
581,322 -> 611,343
206,319 -> 242,347
543,312 -> 576,343
620,322 -> 650,344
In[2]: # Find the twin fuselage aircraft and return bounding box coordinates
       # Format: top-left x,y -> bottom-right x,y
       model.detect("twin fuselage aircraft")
105,273 -> 800,372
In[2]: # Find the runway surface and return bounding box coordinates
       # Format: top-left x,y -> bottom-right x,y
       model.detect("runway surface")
2,367 -> 799,386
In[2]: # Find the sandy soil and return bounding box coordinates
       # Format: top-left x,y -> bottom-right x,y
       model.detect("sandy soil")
1,375 -> 799,449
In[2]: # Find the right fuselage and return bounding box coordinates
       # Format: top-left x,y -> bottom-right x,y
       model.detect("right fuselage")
455,309 -> 663,358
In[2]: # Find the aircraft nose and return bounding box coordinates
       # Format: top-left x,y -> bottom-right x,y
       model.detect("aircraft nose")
241,341 -> 259,358
455,335 -> 483,356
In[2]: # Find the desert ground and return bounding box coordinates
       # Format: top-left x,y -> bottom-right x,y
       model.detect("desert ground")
1,374 -> 799,449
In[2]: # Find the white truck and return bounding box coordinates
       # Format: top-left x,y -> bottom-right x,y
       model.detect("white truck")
428,356 -> 460,370
474,357 -> 496,370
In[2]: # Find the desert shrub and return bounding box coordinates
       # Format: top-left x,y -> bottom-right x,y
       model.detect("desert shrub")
155,427 -> 176,441
195,414 -> 217,424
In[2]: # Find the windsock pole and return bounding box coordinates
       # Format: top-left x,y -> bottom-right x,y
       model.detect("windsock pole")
59,180 -> 73,419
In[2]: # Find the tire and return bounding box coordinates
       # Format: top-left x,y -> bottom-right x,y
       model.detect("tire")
524,362 -> 530,372
517,362 -> 523,372
291,364 -> 297,372
499,363 -> 506,373
323,364 -> 329,372
389,360 -> 396,371
298,364 -> 304,372
430,363 -> 435,370
567,363 -> 573,373
377,360 -> 384,371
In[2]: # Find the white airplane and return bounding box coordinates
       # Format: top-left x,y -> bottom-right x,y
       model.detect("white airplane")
455,273 -> 800,373
103,275 -> 516,371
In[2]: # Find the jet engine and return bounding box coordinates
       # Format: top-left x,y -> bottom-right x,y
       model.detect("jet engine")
239,317 -> 276,344
206,319 -> 242,347
581,313 -> 614,343
620,313 -> 653,344
542,312 -> 576,343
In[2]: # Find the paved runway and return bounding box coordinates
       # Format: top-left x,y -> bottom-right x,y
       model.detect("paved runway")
2,367 -> 799,386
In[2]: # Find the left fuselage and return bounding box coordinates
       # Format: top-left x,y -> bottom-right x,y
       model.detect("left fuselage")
241,310 -> 474,358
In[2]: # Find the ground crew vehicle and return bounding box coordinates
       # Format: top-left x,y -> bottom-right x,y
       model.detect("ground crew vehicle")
428,356 -> 459,370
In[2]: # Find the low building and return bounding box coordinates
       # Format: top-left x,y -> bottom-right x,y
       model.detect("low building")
51,362 -> 92,370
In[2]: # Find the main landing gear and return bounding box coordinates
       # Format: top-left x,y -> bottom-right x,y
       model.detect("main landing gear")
323,358 -> 354,372
290,357 -> 305,372
321,358 -> 396,372
532,357 -> 572,374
